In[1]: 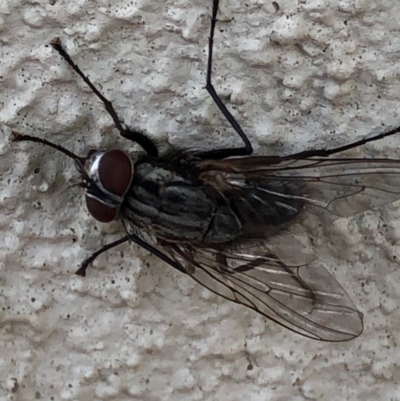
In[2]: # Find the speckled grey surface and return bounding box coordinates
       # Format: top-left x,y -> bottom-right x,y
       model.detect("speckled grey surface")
1,0 -> 400,400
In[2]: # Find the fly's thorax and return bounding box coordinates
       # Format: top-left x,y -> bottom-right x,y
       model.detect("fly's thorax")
123,160 -> 242,244
83,149 -> 136,223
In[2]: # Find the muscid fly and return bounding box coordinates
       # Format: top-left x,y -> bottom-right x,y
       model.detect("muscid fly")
13,0 -> 400,342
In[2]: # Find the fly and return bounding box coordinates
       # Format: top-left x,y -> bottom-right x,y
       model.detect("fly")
12,0 -> 400,342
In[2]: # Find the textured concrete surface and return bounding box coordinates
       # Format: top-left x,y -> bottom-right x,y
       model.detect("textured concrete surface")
1,0 -> 400,400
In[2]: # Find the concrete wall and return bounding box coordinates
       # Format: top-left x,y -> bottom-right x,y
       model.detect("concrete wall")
1,0 -> 400,400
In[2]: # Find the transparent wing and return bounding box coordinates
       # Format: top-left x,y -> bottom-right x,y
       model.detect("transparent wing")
161,240 -> 363,342
198,157 -> 400,218
123,155 -> 398,341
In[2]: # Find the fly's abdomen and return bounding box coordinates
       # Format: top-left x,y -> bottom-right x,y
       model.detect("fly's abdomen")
123,162 -> 241,244
226,178 -> 304,239
199,168 -> 305,240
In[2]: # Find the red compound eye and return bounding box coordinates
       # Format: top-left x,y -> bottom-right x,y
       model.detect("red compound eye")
86,196 -> 118,223
97,150 -> 133,196
85,150 -> 134,223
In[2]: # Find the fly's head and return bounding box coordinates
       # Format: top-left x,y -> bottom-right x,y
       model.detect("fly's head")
77,149 -> 134,223
13,131 -> 134,223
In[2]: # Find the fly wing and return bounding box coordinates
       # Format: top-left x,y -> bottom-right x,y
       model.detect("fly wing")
198,157 -> 400,218
162,240 -> 363,342
122,155 -> 396,341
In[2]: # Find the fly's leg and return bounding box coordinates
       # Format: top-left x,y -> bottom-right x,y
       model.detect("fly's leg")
76,233 -> 187,276
199,1 -> 400,161
76,235 -> 132,276
197,0 -> 253,160
50,38 -> 159,157
284,125 -> 400,159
